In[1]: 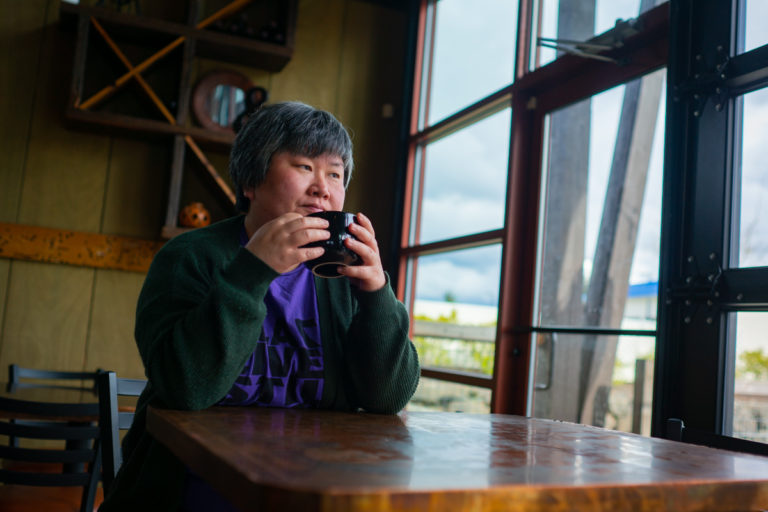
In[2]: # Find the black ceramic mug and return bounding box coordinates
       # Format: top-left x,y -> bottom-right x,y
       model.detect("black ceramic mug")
303,211 -> 362,278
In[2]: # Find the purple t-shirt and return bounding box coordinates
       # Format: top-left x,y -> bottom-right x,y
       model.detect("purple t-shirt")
183,230 -> 324,510
218,262 -> 324,407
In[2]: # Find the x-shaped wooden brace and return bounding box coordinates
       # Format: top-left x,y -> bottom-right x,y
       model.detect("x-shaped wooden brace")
77,0 -> 256,205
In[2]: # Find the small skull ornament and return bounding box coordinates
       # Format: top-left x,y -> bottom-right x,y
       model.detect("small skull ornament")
179,202 -> 211,228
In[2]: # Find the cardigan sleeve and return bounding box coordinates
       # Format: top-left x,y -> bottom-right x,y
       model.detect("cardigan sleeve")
342,280 -> 420,414
135,236 -> 279,410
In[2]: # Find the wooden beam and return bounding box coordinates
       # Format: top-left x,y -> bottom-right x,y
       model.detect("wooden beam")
0,223 -> 163,273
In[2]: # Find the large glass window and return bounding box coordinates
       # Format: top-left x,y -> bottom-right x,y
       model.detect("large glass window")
532,69 -> 664,429
401,0 -> 667,429
532,333 -> 655,433
729,313 -> 768,443
734,88 -> 768,268
424,0 -> 516,125
743,0 -> 768,53
536,71 -> 665,330
414,110 -> 511,245
401,0 -> 517,414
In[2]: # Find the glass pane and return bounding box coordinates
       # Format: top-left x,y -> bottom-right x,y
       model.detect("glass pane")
425,0 -> 516,125
407,376 -> 491,413
409,244 -> 501,372
735,87 -> 768,268
743,1 -> 768,53
535,69 -> 665,329
415,109 -> 510,245
730,313 -> 768,443
533,0 -> 664,69
531,333 -> 655,434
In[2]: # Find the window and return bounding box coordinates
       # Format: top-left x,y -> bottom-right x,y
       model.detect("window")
652,0 -> 768,451
532,71 -> 665,433
423,0 -> 517,124
730,313 -> 768,442
400,0 -> 768,455
399,0 -> 517,412
399,0 -> 667,422
734,87 -> 768,268
743,0 -> 768,53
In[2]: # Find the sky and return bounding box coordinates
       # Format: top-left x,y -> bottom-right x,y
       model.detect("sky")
412,0 -> 768,308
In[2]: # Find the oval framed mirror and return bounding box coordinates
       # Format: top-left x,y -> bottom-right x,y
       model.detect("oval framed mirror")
191,70 -> 255,134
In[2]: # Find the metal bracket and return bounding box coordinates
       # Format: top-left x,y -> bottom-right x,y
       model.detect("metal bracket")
665,253 -> 724,325
673,46 -> 730,115
537,36 -> 619,64
536,17 -> 643,65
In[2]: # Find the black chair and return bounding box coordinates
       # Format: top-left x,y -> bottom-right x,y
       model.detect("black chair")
7,364 -> 101,395
666,418 -> 768,457
6,364 -> 102,450
0,396 -> 102,512
97,370 -> 146,494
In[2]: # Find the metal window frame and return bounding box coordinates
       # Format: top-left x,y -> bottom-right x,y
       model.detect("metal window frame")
654,0 -> 768,445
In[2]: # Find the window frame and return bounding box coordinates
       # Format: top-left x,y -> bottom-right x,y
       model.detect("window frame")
397,0 -> 670,411
654,0 -> 768,441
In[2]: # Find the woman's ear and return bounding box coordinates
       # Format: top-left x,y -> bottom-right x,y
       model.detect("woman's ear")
243,186 -> 256,201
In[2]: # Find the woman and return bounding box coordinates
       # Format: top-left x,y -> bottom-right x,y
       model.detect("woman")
99,102 -> 420,511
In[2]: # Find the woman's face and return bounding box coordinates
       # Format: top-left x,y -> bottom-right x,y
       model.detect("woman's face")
244,151 -> 346,229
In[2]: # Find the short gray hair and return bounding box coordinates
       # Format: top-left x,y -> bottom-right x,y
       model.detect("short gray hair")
229,101 -> 354,212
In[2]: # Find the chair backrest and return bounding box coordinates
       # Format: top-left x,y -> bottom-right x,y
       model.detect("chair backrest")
7,364 -> 100,395
666,417 -> 768,456
97,370 -> 147,494
0,396 -> 101,512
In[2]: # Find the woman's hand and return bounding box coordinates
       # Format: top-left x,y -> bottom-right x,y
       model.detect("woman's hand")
244,213 -> 330,273
339,212 -> 387,292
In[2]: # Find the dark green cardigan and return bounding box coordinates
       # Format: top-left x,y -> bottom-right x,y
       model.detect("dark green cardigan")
99,215 -> 419,511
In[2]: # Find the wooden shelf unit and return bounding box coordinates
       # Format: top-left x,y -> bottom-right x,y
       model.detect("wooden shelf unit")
59,0 -> 298,238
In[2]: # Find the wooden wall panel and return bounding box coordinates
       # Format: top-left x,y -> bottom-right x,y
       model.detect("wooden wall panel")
84,269 -> 146,379
16,1 -> 110,232
336,1 -> 407,271
101,138 -> 169,238
0,261 -> 9,342
0,0 -> 48,224
0,0 -> 50,361
0,261 -> 93,374
269,0 -> 345,110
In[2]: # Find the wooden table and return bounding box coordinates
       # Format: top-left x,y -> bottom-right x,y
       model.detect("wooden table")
146,407 -> 768,511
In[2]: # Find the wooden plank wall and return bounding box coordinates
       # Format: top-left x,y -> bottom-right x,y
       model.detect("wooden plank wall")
0,0 -> 408,380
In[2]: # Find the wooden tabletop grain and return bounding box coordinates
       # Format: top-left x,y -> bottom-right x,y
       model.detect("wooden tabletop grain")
146,406 -> 768,512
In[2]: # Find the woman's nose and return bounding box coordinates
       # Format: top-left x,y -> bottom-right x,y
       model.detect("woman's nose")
309,174 -> 330,198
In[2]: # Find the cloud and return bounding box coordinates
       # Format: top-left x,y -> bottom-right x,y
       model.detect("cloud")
745,2 -> 768,51
417,109 -> 510,243
423,109 -> 511,199
429,0 -> 517,122
415,247 -> 502,306
420,196 -> 504,243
